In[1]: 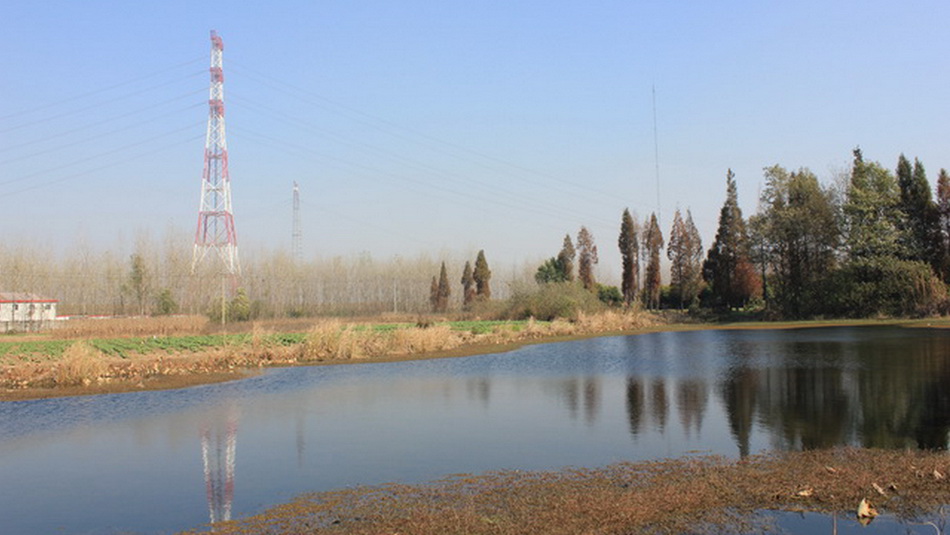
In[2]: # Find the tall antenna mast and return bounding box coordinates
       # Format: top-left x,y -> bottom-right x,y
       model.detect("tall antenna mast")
652,84 -> 661,224
192,30 -> 240,278
292,181 -> 302,262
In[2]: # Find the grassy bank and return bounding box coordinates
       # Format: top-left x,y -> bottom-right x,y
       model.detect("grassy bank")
182,448 -> 950,535
0,311 -> 661,400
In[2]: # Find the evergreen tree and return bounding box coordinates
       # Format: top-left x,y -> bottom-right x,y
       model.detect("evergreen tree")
535,257 -> 566,284
577,226 -> 599,291
473,250 -> 491,299
703,169 -> 760,309
641,213 -> 664,309
618,208 -> 640,305
436,262 -> 451,312
125,253 -> 151,316
557,234 -> 576,282
460,261 -> 476,307
897,154 -> 940,268
429,276 -> 439,312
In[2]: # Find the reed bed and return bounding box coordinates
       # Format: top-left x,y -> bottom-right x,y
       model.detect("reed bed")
183,448 -> 950,535
55,315 -> 209,338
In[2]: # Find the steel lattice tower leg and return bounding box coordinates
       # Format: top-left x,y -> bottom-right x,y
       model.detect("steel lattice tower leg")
192,30 -> 240,278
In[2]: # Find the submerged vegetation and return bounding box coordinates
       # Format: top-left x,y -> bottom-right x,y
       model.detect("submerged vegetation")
184,448 -> 950,535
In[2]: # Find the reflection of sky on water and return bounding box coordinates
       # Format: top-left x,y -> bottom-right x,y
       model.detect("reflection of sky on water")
0,326 -> 947,534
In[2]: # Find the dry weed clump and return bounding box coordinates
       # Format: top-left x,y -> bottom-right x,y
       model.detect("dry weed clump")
55,315 -> 209,339
52,341 -> 108,386
389,325 -> 464,355
184,448 -> 950,535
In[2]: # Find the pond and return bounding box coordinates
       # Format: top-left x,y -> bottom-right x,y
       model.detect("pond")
1,326 -> 948,534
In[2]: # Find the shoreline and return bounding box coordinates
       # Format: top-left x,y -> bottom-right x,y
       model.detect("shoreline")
3,315 -> 948,402
183,448 -> 950,534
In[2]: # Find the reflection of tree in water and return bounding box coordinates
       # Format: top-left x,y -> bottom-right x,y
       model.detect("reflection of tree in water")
718,328 -> 950,455
548,377 -> 601,425
650,379 -> 668,431
626,377 -> 645,437
676,379 -> 708,438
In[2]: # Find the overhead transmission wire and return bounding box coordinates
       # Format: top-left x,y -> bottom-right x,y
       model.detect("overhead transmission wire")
0,87 -> 207,156
227,62 -> 654,214
229,123 -> 597,236
0,57 -> 204,122
0,68 -> 206,134
0,101 -> 205,166
228,92 -> 619,229
0,120 -> 205,192
0,132 -> 205,197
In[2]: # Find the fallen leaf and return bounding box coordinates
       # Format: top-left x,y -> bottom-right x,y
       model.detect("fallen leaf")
796,488 -> 814,497
872,483 -> 886,496
857,497 -> 878,520
934,469 -> 945,481
825,466 -> 839,474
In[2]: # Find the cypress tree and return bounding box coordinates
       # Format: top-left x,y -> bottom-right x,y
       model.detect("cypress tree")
557,234 -> 576,282
460,261 -> 476,307
436,262 -> 451,312
703,169 -> 759,309
429,276 -> 439,312
473,250 -> 492,299
618,208 -> 639,305
577,226 -> 598,291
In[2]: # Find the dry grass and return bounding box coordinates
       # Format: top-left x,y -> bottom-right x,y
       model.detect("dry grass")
183,448 -> 950,535
54,315 -> 209,338
1,310 -> 659,396
52,341 -> 109,386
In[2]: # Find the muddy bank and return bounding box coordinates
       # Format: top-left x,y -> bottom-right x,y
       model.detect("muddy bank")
182,448 -> 950,534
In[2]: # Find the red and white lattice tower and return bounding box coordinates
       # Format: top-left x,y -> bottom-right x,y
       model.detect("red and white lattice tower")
192,30 -> 240,277
201,409 -> 238,524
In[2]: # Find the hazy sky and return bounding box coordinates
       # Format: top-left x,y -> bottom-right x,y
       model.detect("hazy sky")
2,1 -> 949,275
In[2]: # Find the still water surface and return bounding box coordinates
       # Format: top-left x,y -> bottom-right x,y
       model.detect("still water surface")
1,326 -> 948,534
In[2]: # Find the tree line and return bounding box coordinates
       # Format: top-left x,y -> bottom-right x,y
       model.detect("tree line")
531,148 -> 950,319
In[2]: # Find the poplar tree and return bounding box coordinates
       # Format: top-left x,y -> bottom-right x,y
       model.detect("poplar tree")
473,250 -> 492,299
460,261 -> 476,307
641,213 -> 664,309
618,208 -> 639,305
429,276 -> 439,312
577,226 -> 598,291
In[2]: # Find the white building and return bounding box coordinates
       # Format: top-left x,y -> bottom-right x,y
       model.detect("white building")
0,292 -> 58,333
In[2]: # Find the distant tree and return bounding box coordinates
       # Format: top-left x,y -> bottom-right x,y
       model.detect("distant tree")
460,261 -> 476,307
228,288 -> 251,322
641,213 -> 664,310
124,253 -> 152,316
535,257 -> 567,284
429,276 -> 439,312
153,288 -> 178,316
703,169 -> 760,309
436,262 -> 451,312
618,208 -> 640,306
473,251 -> 491,299
844,148 -> 906,260
896,155 -> 940,270
668,209 -> 704,308
577,226 -> 599,291
937,168 -> 950,279
756,165 -> 839,317
596,284 -> 623,306
557,234 -> 576,282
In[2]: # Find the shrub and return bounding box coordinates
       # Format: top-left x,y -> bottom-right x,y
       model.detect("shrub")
823,258 -> 946,317
502,282 -> 604,321
596,284 -> 623,306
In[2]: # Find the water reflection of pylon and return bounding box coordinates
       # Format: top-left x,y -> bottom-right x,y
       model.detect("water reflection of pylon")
201,409 -> 239,524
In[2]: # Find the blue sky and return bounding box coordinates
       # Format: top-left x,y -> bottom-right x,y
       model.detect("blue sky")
2,1 -> 948,275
